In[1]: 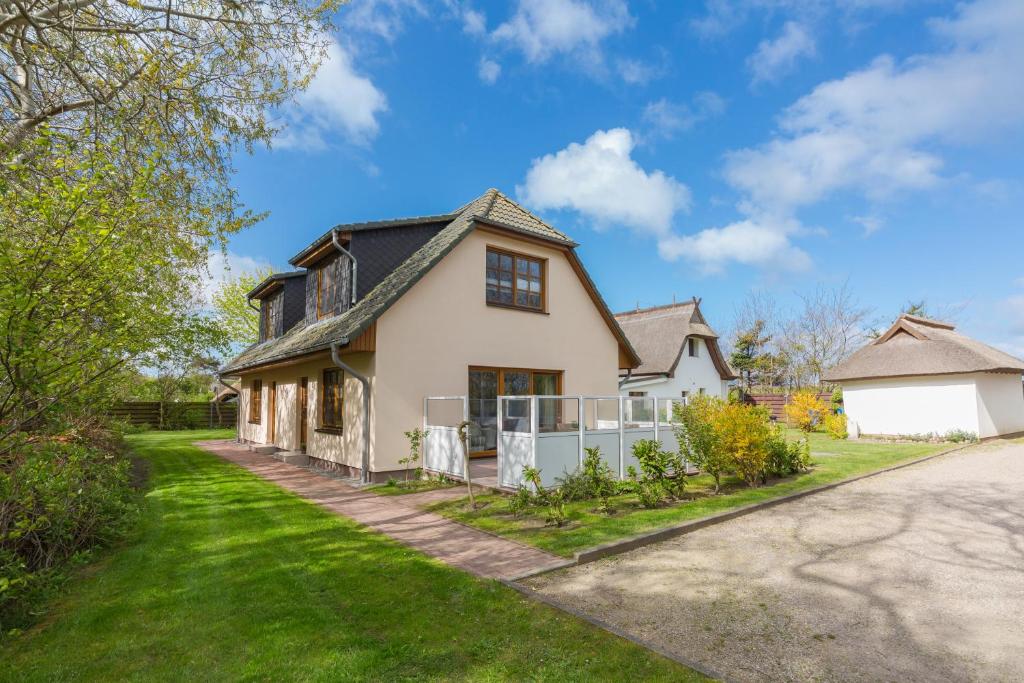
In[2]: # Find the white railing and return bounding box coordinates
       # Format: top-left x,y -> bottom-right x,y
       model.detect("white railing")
422,394 -> 691,490
422,396 -> 468,479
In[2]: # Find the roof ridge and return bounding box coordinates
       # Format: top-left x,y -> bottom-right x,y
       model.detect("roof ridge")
901,313 -> 955,330
615,299 -> 698,318
485,190 -> 572,241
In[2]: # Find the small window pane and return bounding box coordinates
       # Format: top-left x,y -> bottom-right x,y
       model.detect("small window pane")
499,254 -> 513,271
516,290 -> 528,306
487,251 -> 498,268
516,257 -> 528,274
528,293 -> 541,308
529,260 -> 541,277
499,289 -> 513,305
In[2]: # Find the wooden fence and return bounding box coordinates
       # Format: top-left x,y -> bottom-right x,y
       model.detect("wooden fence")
745,393 -> 834,421
109,402 -> 237,430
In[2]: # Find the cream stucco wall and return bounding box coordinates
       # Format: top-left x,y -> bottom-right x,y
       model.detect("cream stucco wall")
236,353 -> 374,470
974,372 -> 1024,438
843,374 -> 981,437
620,337 -> 729,399
372,229 -> 622,471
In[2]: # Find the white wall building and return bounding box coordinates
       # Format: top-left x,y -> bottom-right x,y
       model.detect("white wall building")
824,315 -> 1024,439
616,299 -> 736,401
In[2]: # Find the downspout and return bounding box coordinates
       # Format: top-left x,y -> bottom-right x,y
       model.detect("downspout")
331,342 -> 371,484
331,229 -> 358,306
618,368 -> 633,390
215,375 -> 241,442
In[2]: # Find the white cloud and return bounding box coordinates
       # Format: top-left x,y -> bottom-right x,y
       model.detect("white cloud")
659,215 -> 811,273
478,57 -> 501,84
462,7 -> 486,35
747,21 -> 816,84
492,0 -> 633,68
277,40 -> 388,150
849,214 -> 884,236
518,128 -> 691,238
642,92 -> 726,139
689,0 -> 1024,272
342,0 -> 427,42
616,57 -> 662,85
202,251 -> 274,304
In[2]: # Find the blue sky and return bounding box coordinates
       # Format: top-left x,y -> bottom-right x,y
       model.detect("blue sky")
219,0 -> 1024,355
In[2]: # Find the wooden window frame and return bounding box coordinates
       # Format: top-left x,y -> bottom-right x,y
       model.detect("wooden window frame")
485,246 -> 547,313
318,368 -> 344,434
316,264 -> 327,320
467,366 -> 563,456
688,337 -> 699,357
249,379 -> 262,424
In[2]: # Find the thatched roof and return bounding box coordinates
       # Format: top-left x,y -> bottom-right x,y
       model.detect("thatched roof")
615,300 -> 736,380
824,314 -> 1024,382
221,189 -> 640,375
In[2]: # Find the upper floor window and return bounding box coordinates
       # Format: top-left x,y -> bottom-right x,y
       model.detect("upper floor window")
486,248 -> 544,311
321,368 -> 344,431
310,254 -> 352,322
688,338 -> 699,357
259,292 -> 283,342
249,379 -> 262,423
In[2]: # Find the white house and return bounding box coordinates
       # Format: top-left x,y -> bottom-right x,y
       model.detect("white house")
616,299 -> 736,401
824,314 -> 1024,439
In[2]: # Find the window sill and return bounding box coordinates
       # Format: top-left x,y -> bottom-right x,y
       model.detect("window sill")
315,427 -> 344,435
486,301 -> 548,315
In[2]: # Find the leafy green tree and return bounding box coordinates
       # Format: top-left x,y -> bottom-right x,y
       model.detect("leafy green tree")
211,269 -> 273,349
730,319 -> 770,392
0,131 -> 233,451
673,395 -> 729,493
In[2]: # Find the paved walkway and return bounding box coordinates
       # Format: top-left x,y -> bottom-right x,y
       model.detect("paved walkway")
526,441 -> 1024,682
196,440 -> 564,580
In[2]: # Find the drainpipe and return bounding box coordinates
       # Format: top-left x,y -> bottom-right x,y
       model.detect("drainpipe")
331,229 -> 358,306
617,368 -> 633,390
216,375 -> 241,442
331,342 -> 371,484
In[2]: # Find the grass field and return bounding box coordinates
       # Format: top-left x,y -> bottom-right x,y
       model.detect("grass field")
429,431 -> 949,557
0,430 -> 699,682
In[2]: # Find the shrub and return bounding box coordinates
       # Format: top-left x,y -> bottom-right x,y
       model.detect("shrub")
507,486 -> 534,517
1,436 -> 137,634
823,412 -> 848,440
830,386 -> 843,408
631,439 -> 685,500
785,389 -> 827,432
673,395 -> 729,493
712,403 -> 773,487
400,428 -> 428,482
943,429 -> 978,443
765,427 -> 812,478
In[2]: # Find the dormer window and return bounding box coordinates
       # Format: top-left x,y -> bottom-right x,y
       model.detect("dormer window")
306,253 -> 352,322
259,292 -> 283,342
688,338 -> 698,357
486,247 -> 544,311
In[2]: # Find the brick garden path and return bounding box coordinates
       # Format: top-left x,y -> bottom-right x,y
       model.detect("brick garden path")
196,440 -> 564,580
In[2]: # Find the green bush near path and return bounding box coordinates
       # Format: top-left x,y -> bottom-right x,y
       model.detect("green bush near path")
0,430 -> 700,682
429,431 -> 948,558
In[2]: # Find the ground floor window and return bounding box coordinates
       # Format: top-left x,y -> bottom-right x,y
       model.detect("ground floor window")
468,367 -> 562,454
321,369 -> 344,431
249,379 -> 262,423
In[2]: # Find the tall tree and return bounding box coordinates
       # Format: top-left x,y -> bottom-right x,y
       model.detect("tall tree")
211,268 -> 272,349
782,282 -> 871,387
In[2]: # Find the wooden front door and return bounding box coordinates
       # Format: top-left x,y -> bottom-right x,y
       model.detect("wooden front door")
299,377 -> 308,452
468,367 -> 562,456
268,381 -> 277,444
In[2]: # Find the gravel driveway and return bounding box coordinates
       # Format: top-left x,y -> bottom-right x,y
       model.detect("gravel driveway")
524,441 -> 1024,682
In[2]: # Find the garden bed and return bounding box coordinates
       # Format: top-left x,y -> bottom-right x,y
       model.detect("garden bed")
428,431 -> 947,558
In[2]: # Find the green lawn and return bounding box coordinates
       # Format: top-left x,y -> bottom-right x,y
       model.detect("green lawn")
0,430 -> 699,682
428,431 -> 950,558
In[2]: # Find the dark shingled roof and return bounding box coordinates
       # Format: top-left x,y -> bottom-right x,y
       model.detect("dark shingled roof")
246,270 -> 305,300
615,300 -> 737,380
824,315 -> 1024,382
288,214 -> 458,266
221,189 -> 634,375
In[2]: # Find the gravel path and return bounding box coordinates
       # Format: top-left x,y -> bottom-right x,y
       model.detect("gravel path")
524,441 -> 1024,682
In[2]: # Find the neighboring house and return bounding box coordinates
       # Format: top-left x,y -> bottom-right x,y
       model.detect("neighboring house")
219,189 -> 640,482
616,299 -> 736,401
824,314 -> 1024,439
